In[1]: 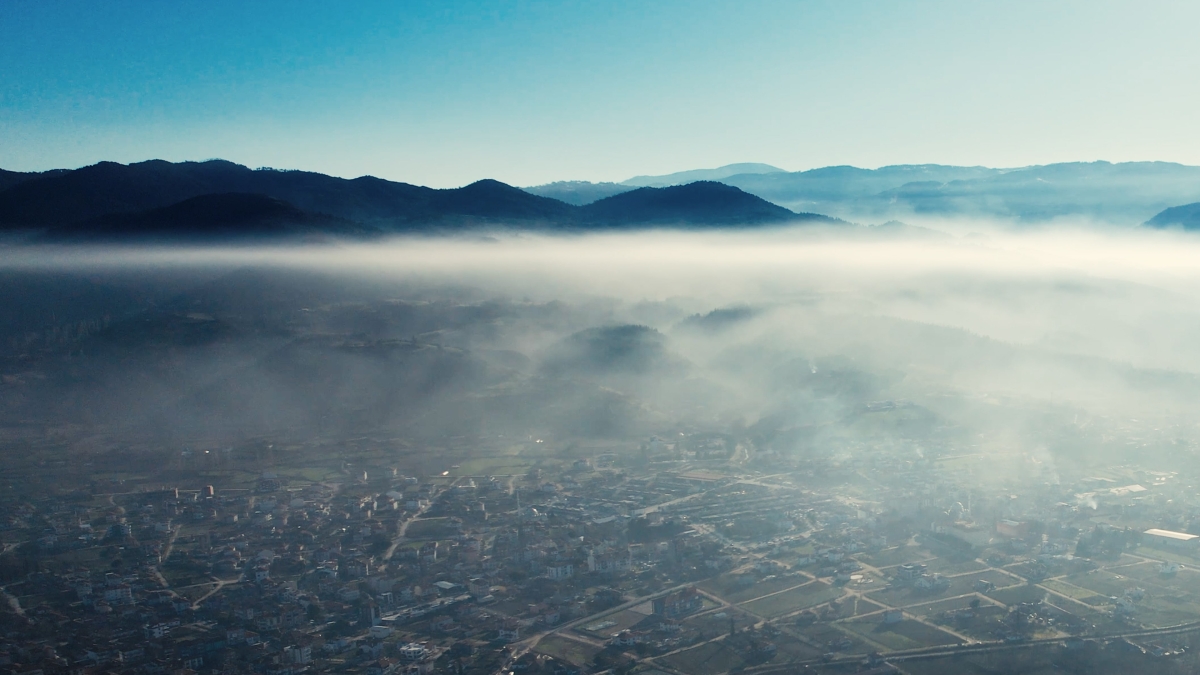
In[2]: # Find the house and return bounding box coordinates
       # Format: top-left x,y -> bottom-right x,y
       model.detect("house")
498,621 -> 521,642
284,644 -> 312,665
546,563 -> 573,580
915,574 -> 949,591
611,630 -> 642,647
587,550 -> 632,573
104,584 -> 133,605
419,542 -> 439,563
399,643 -> 428,661
652,587 -> 703,617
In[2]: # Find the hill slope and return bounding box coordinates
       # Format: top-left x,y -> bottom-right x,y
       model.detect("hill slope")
1145,202 -> 1200,230
580,181 -> 826,226
0,160 -> 837,237
44,193 -> 380,242
724,161 -> 1200,222
0,160 -> 574,231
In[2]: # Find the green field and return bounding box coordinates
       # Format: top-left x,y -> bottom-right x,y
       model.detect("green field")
1040,579 -> 1106,604
703,572 -> 811,604
404,517 -> 460,539
683,607 -> 755,635
905,595 -> 1002,619
858,546 -> 935,568
985,583 -> 1049,607
922,557 -> 989,575
740,581 -> 843,618
660,640 -> 747,675
576,609 -> 652,637
534,636 -> 602,666
841,618 -> 963,651
1136,546 -> 1199,566
449,455 -> 538,476
865,574 -> 983,607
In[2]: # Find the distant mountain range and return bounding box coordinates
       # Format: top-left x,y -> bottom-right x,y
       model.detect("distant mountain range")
528,161 -> 1200,224
0,160 -> 832,242
7,158 -> 1200,242
521,181 -> 634,206
524,162 -> 785,203
623,162 -> 785,187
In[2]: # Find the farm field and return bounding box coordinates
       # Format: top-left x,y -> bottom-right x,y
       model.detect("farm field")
864,574 -> 984,607
702,572 -> 812,604
841,618 -> 964,651
576,609 -> 651,638
739,581 -> 843,618
857,546 -> 935,568
658,640 -> 746,675
534,635 -> 602,667
922,556 -> 990,575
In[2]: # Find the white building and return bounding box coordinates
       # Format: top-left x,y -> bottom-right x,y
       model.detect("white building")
1144,529 -> 1199,550
546,563 -> 573,580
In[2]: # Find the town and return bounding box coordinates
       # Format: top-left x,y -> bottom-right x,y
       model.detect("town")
5,414 -> 1200,675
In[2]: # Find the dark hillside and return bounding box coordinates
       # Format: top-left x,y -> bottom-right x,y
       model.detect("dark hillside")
580,181 -> 824,226
1145,202 -> 1200,230
44,193 -> 379,242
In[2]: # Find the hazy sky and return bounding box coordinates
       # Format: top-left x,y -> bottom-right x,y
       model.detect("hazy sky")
3,0 -> 1199,187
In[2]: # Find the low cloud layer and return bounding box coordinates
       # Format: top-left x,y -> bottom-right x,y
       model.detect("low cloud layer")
4,223 -> 1200,485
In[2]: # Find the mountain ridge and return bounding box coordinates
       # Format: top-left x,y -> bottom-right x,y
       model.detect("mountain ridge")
0,160 -> 826,240
622,162 -> 785,188
1145,202 -> 1200,230
526,160 -> 1200,224
42,193 -> 381,242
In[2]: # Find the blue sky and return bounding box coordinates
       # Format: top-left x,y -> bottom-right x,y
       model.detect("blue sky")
2,0 -> 1199,187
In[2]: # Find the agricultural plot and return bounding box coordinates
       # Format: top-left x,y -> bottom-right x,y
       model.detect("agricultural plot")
739,581 -> 843,618
931,604 -> 1010,641
792,622 -> 869,654
447,454 -> 536,477
404,517 -> 460,539
1129,594 -> 1200,628
659,640 -> 747,675
766,541 -> 816,565
1076,570 -> 1138,596
576,609 -> 651,638
770,635 -> 826,662
839,595 -> 888,618
1135,545 -> 1199,566
865,574 -> 980,607
985,583 -> 1050,607
841,618 -> 964,651
901,649 -> 1067,675
922,556 -> 989,576
1115,560 -> 1187,582
906,594 -> 1002,619
683,607 -> 755,636
1060,568 -> 1194,609
534,636 -> 602,667
1039,579 -> 1106,605
858,546 -> 935,568
717,574 -> 812,604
